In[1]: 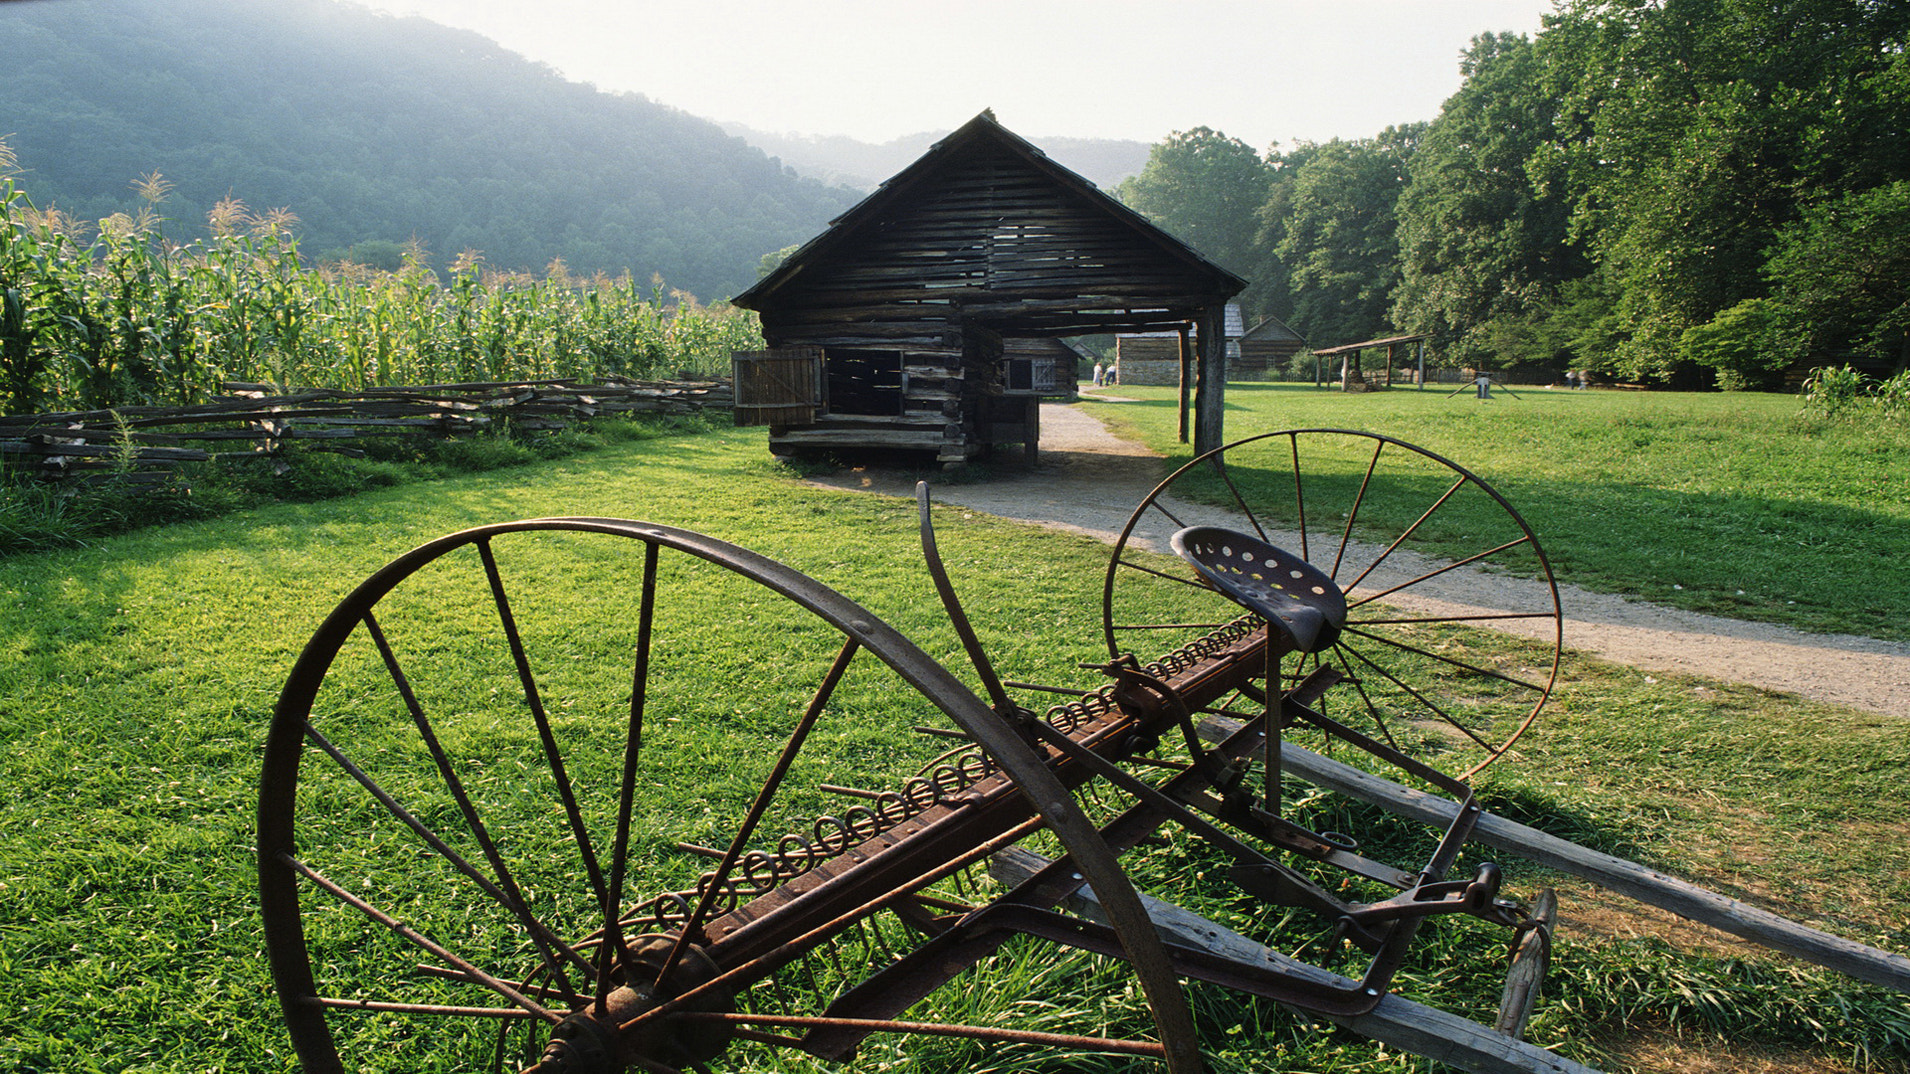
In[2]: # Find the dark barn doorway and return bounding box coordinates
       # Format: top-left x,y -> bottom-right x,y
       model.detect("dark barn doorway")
826,349 -> 904,416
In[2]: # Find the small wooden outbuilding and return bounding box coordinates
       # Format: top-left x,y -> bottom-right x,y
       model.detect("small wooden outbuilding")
1113,307 -> 1307,385
1235,315 -> 1307,377
1310,333 -> 1429,391
730,111 -> 1246,463
1113,304 -> 1243,387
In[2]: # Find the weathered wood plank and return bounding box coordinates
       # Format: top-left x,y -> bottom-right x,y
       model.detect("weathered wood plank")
771,430 -> 952,449
1497,888 -> 1556,1038
1196,717 -> 1910,993
1,377 -> 731,483
989,848 -> 1603,1074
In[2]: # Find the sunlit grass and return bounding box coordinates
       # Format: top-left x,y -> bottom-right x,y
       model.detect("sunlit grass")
0,423 -> 1904,1073
1086,383 -> 1910,641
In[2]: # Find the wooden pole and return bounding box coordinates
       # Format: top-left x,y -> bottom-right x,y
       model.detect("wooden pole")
1176,324 -> 1192,444
1193,306 -> 1227,454
1496,888 -> 1556,1038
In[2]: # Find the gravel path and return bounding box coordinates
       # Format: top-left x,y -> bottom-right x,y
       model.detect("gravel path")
810,401 -> 1910,718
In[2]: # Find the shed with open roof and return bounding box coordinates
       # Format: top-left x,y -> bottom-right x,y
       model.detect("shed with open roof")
730,111 -> 1246,463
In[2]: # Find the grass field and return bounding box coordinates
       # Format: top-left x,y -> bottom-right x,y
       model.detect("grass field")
1,415 -> 1906,1074
1083,383 -> 1910,642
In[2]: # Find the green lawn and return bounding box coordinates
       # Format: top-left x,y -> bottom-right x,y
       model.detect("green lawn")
1,421 -> 1905,1074
1085,383 -> 1910,642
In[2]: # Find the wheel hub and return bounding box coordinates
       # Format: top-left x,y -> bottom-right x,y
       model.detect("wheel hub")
526,935 -> 733,1074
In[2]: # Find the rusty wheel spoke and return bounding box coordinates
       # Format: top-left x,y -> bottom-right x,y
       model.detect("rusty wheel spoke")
360,609 -> 591,1002
264,519 -> 1199,1074
476,539 -> 614,917
599,540 -> 661,1007
1105,429 -> 1562,777
1330,438 -> 1386,583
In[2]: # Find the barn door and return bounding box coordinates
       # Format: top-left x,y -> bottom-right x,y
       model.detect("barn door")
732,347 -> 824,426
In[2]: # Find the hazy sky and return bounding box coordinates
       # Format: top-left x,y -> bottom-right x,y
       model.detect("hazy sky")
367,1 -> 1556,149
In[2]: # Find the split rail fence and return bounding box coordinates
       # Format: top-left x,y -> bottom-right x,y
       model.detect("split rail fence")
0,377 -> 731,486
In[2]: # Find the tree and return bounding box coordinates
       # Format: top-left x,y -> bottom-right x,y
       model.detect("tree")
1766,179 -> 1910,372
1678,298 -> 1806,390
1243,141 -> 1322,326
1272,125 -> 1423,347
1390,32 -> 1586,367
1540,0 -> 1910,380
757,243 -> 801,280
1116,127 -> 1271,278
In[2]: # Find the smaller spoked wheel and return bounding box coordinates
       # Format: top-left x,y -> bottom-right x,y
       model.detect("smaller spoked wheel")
1103,430 -> 1563,778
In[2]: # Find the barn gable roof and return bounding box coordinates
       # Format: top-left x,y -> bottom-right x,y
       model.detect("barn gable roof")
1241,314 -> 1305,344
733,111 -> 1245,336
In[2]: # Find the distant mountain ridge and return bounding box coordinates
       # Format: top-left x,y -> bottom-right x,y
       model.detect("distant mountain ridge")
0,0 -> 861,301
721,123 -> 1152,191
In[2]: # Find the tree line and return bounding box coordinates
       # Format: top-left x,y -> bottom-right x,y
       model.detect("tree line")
1118,0 -> 1909,389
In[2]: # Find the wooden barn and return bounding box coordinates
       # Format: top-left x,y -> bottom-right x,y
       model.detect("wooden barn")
730,111 -> 1246,463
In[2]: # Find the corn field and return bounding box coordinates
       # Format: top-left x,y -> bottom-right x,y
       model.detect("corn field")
0,142 -> 763,416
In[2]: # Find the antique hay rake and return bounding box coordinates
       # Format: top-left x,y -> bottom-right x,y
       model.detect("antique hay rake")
259,430 -> 1909,1074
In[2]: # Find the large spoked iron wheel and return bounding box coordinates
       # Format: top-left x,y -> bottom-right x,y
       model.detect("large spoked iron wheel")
1103,430 -> 1563,778
260,518 -> 1198,1074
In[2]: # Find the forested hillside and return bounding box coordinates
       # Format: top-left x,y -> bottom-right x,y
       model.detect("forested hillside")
1119,0 -> 1910,388
0,0 -> 860,301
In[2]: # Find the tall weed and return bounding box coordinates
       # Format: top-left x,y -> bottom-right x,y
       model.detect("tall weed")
1877,369 -> 1910,418
1800,365 -> 1869,419
1801,363 -> 1910,424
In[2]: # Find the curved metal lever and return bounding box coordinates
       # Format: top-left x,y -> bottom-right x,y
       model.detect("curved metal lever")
914,482 -> 1017,716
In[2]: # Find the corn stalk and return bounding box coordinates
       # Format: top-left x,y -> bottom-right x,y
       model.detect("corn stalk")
0,140 -> 762,414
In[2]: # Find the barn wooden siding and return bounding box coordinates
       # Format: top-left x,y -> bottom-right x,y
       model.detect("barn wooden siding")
733,112 -> 1244,462
1238,315 -> 1307,377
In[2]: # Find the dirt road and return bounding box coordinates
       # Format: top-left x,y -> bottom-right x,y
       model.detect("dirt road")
810,402 -> 1910,718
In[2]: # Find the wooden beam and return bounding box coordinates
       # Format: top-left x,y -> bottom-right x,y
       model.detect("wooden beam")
1196,718 -> 1910,993
1496,887 -> 1556,1039
1193,304 -> 1226,454
1176,324 -> 1192,444
990,848 -> 1604,1074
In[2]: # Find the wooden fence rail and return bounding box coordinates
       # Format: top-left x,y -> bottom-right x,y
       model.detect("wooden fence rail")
0,377 -> 731,484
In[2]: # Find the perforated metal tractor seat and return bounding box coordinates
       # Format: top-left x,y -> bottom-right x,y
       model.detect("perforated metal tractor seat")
1169,526 -> 1347,654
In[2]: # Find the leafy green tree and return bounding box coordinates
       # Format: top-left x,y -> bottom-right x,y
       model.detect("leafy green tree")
757,243 -> 801,280
1391,32 -> 1585,367
1678,298 -> 1806,390
1116,127 -> 1272,278
1243,141 -> 1322,326
1766,179 -> 1910,373
1539,0 -> 1910,380
1273,125 -> 1423,347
